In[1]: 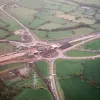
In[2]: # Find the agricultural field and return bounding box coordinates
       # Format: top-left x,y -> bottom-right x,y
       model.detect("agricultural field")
34,27 -> 95,40
0,11 -> 20,31
0,0 -> 100,100
0,10 -> 21,41
14,88 -> 53,100
35,61 -> 49,77
37,21 -> 77,30
5,6 -> 38,26
75,0 -> 100,6
56,59 -> 82,78
56,59 -> 100,100
34,30 -> 73,39
0,43 -> 14,55
2,0 -> 99,40
0,63 -> 25,72
60,4 -> 77,12
83,39 -> 100,50
91,23 -> 100,31
66,50 -> 100,57
0,62 -> 47,90
6,35 -> 21,41
83,59 -> 100,85
59,77 -> 100,100
29,18 -> 46,29
0,30 -> 8,38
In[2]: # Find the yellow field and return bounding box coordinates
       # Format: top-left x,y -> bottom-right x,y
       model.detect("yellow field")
55,13 -> 75,20
55,12 -> 95,24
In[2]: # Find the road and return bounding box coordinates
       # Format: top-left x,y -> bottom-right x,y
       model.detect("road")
63,34 -> 100,53
48,34 -> 100,100
50,59 -> 60,100
0,5 -> 38,43
69,34 -> 100,43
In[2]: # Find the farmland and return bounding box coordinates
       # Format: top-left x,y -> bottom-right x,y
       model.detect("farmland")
84,39 -> 100,50
2,0 -> 99,40
35,61 -> 49,77
59,77 -> 100,100
56,59 -> 100,100
56,59 -> 82,78
5,6 -> 38,26
0,10 -> 21,41
34,27 -> 95,40
14,88 -> 53,100
66,50 -> 100,57
0,0 -> 100,100
0,43 -> 14,55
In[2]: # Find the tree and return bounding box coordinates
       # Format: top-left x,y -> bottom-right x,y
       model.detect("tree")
45,31 -> 49,38
72,31 -> 76,35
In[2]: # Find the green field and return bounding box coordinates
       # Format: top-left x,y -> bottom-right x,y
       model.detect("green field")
56,59 -> 100,100
37,21 -> 78,30
29,18 -> 46,29
0,29 -> 8,38
6,35 -> 21,41
0,43 -> 14,55
70,0 -> 100,6
1,64 -> 47,89
56,59 -> 82,78
0,10 -> 21,40
34,27 -> 95,40
0,19 -> 7,27
35,61 -> 49,77
3,0 -> 97,40
95,13 -> 100,20
0,11 -> 20,31
17,0 -> 45,9
34,30 -> 73,39
14,88 -> 53,100
66,50 -> 100,57
91,23 -> 100,31
84,39 -> 100,50
0,63 -> 25,71
17,0 -> 61,9
35,12 -> 66,24
59,77 -> 100,100
5,6 -> 38,26
0,29 -> 21,41
83,59 -> 100,85
60,4 -> 77,12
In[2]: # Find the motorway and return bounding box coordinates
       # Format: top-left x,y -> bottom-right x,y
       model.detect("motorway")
0,4 -> 100,100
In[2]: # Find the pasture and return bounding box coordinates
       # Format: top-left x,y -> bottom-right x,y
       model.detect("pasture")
66,50 -> 100,57
0,43 -> 14,55
56,59 -> 100,100
14,88 -> 53,100
59,77 -> 100,100
84,39 -> 100,50
56,59 -> 82,78
35,61 -> 49,77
